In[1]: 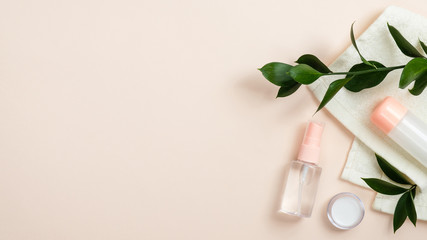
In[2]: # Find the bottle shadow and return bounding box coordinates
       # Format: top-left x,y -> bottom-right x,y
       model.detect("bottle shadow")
235,72 -> 277,103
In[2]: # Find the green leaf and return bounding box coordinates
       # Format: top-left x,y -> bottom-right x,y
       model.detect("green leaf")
362,178 -> 408,195
259,62 -> 294,86
399,58 -> 427,89
420,39 -> 427,55
409,72 -> 427,96
276,82 -> 301,98
350,23 -> 376,68
394,192 -> 409,233
388,23 -> 424,58
295,54 -> 331,73
316,77 -> 352,113
407,189 -> 417,226
344,61 -> 391,92
375,154 -> 412,185
289,64 -> 324,84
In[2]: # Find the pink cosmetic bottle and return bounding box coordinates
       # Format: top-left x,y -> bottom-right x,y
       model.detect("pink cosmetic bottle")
371,96 -> 427,168
279,121 -> 324,218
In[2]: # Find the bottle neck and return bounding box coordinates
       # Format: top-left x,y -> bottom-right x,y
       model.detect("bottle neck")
295,159 -> 318,166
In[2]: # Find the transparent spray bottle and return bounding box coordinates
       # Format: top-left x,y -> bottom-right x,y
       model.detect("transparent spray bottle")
279,121 -> 324,217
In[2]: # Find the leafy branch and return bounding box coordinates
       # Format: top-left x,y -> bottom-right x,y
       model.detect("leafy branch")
362,154 -> 418,233
259,23 -> 427,113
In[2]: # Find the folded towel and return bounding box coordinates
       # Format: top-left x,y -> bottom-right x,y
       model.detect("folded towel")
343,139 -> 427,220
308,6 -> 427,220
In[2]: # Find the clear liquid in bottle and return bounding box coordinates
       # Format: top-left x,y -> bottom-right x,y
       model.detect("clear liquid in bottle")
279,160 -> 322,217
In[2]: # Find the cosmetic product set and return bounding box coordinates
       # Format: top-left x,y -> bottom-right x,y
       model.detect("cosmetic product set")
278,96 -> 427,230
278,121 -> 364,229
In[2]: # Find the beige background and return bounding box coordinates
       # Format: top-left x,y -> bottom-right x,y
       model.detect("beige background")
0,0 -> 426,239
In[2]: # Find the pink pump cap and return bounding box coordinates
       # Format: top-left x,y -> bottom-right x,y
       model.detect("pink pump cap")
371,97 -> 408,134
297,121 -> 324,164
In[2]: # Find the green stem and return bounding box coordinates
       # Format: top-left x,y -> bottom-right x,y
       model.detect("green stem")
409,184 -> 417,198
325,65 -> 406,76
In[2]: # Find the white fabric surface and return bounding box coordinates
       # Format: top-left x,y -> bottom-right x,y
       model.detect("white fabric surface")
307,6 -> 427,220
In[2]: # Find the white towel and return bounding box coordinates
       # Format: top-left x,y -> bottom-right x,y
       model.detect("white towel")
308,6 -> 427,220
